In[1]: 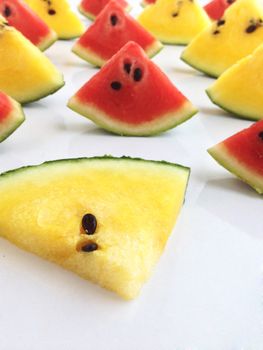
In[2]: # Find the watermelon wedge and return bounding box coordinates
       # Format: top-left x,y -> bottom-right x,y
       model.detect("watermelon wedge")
0,0 -> 57,51
0,91 -> 25,143
68,42 -> 197,136
72,0 -> 163,67
204,0 -> 235,21
208,120 -> 263,194
78,0 -> 129,20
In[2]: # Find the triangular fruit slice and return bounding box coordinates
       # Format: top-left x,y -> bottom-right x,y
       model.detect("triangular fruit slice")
0,17 -> 64,104
207,44 -> 263,121
0,156 -> 190,299
78,0 -> 129,20
0,91 -> 25,143
72,0 -> 163,67
68,42 -> 197,136
204,0 -> 235,21
0,0 -> 57,51
181,0 -> 263,78
208,121 -> 263,194
138,0 -> 210,45
24,0 -> 85,39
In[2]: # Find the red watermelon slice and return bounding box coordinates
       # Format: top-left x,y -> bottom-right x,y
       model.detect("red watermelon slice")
0,91 -> 25,143
204,0 -> 235,21
0,0 -> 57,51
72,0 -> 163,67
78,0 -> 130,20
208,120 -> 263,194
68,41 -> 197,136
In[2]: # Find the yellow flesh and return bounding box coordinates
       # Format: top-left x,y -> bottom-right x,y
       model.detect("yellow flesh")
25,0 -> 85,39
138,0 -> 210,44
0,158 -> 189,299
0,23 -> 64,103
181,0 -> 263,77
207,44 -> 263,120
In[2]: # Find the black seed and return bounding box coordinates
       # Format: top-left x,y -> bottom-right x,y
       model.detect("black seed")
133,68 -> 143,82
124,62 -> 131,74
82,213 -> 97,235
172,12 -> 178,17
81,243 -> 98,252
217,19 -> 225,26
3,5 -> 11,17
246,24 -> 257,33
259,131 -> 263,140
111,81 -> 122,90
213,30 -> 220,35
48,9 -> 56,15
110,14 -> 118,26
227,0 -> 234,3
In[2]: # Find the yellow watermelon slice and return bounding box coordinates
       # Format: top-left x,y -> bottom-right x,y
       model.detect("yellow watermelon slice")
0,156 -> 190,299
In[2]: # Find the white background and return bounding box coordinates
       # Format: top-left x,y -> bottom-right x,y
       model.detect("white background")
0,1 -> 262,349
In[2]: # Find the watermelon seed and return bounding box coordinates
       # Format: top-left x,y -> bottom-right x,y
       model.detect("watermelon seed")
213,30 -> 220,35
259,131 -> 263,140
227,0 -> 234,3
111,81 -> 122,90
3,6 -> 11,17
110,14 -> 118,26
82,214 -> 97,235
81,243 -> 98,253
217,19 -> 225,26
48,9 -> 56,15
133,68 -> 143,82
124,63 -> 132,74
246,24 -> 257,33
172,12 -> 178,17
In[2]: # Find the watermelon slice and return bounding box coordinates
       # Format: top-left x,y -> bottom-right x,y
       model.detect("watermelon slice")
0,156 -> 190,299
24,0 -> 85,39
208,120 -> 263,194
0,91 -> 25,143
0,0 -> 57,51
181,0 -> 263,78
68,42 -> 197,136
78,0 -> 129,20
72,0 -> 163,67
138,0 -> 210,45
206,43 -> 263,121
204,0 -> 235,21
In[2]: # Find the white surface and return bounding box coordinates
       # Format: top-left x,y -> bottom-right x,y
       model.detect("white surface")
0,1 -> 263,349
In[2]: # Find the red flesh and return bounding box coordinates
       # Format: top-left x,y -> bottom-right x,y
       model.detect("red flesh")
79,0 -> 128,18
75,42 -> 188,124
76,0 -> 157,61
204,0 -> 235,20
0,91 -> 12,122
0,0 -> 52,46
143,0 -> 156,4
223,120 -> 263,176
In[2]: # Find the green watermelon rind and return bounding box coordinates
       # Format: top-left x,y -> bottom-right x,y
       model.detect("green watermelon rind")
72,40 -> 163,67
67,96 -> 198,136
38,30 -> 58,51
18,79 -> 65,105
0,98 -> 25,143
180,51 -> 220,78
206,88 -> 263,122
0,156 -> 190,180
208,143 -> 263,194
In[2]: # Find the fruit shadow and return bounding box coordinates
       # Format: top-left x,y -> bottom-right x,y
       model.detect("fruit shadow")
196,177 -> 262,239
199,105 -> 229,117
